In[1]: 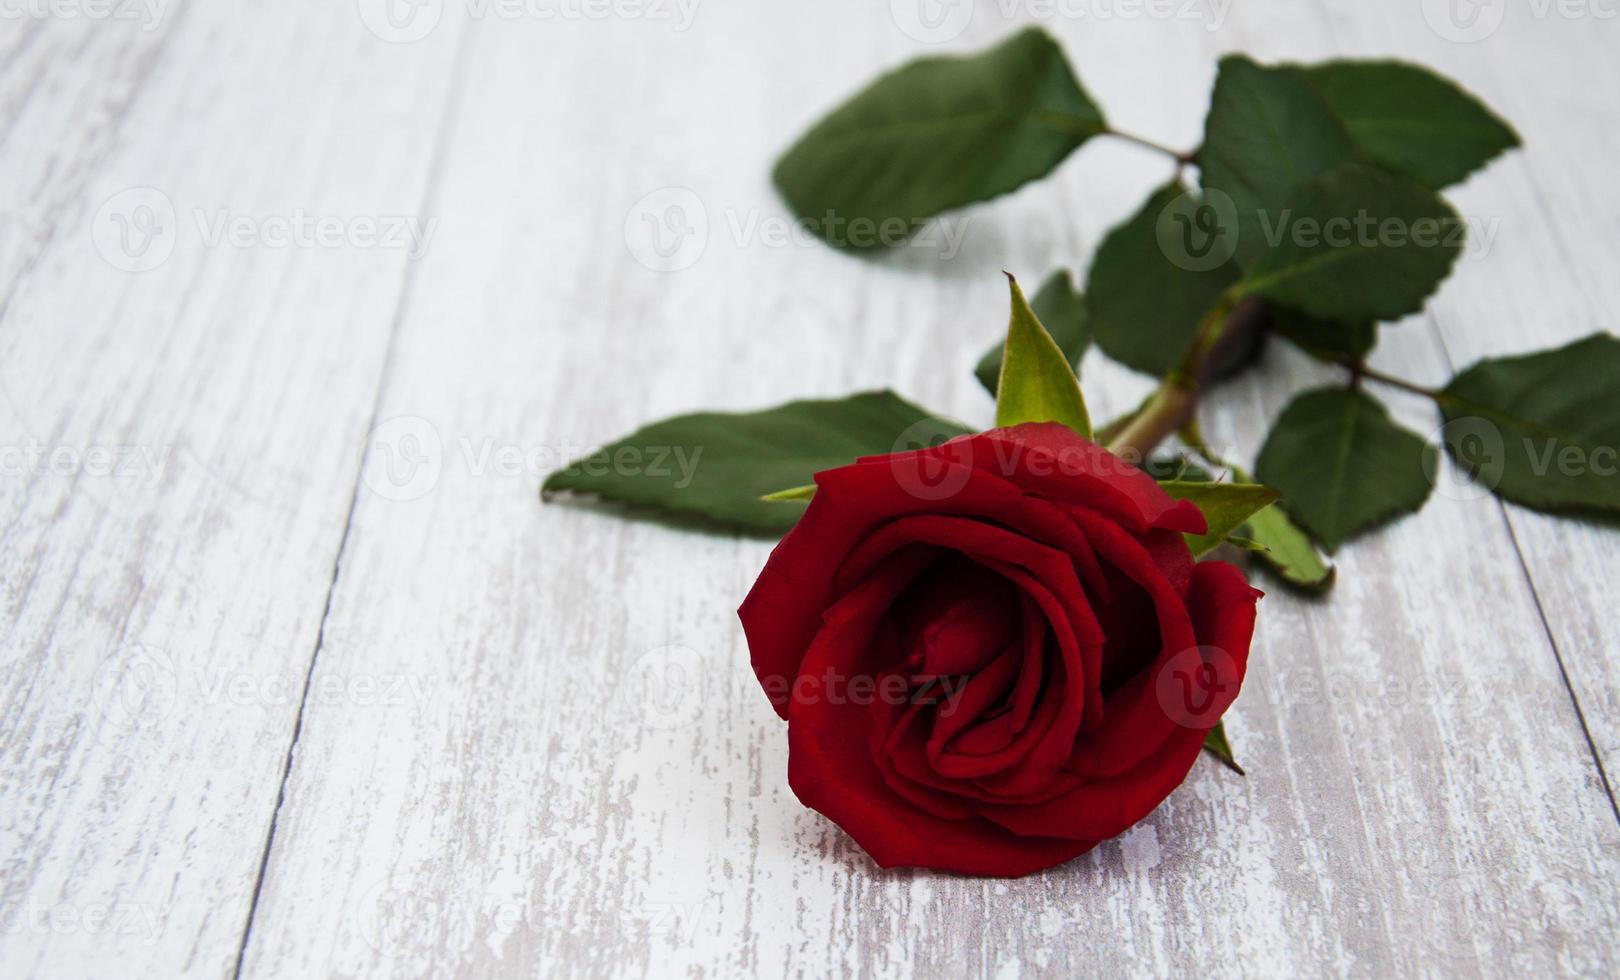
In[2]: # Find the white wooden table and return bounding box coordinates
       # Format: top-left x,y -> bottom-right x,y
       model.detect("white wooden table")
3,1 -> 1619,976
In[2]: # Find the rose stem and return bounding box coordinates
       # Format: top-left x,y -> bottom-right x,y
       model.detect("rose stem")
1346,363 -> 1447,401
1105,295 -> 1264,460
1104,299 -> 1461,465
1100,128 -> 1197,166
1034,112 -> 1196,167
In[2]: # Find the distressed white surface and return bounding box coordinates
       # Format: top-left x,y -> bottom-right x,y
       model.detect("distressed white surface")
0,3 -> 465,977
2,2 -> 1618,978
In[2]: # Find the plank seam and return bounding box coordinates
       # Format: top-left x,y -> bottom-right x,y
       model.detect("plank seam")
1315,0 -> 1617,832
1423,314 -> 1620,827
225,21 -> 483,980
1467,15 -> 1620,829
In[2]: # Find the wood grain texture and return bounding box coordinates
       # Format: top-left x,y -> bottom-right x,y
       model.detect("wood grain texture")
1317,0 -> 1620,808
3,2 -> 1618,978
234,2 -> 1620,978
0,2 -> 463,976
0,3 -> 171,315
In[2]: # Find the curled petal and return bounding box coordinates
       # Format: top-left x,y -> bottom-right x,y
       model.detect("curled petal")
977,561 -> 1259,842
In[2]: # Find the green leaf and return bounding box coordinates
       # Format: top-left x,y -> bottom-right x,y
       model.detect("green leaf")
1246,503 -> 1335,591
1160,480 -> 1282,557
542,391 -> 969,535
1178,425 -> 1336,590
976,270 -> 1088,395
1203,723 -> 1245,775
1085,181 -> 1241,376
1236,164 -> 1463,322
1268,306 -> 1376,362
1255,387 -> 1434,551
773,28 -> 1105,249
995,274 -> 1092,438
1198,55 -> 1359,269
1439,334 -> 1620,514
1299,60 -> 1520,190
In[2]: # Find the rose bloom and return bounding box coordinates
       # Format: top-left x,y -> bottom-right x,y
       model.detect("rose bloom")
739,423 -> 1261,876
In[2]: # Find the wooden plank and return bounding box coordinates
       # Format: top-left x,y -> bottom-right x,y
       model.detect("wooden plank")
1317,0 -> 1620,807
0,11 -> 174,307
0,5 -> 466,978
237,2 -> 1620,977
1191,2 -> 1620,970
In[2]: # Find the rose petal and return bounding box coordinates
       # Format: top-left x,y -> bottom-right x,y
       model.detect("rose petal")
786,557 -> 1100,875
1062,509 -> 1202,779
790,722 -> 1100,876
868,424 -> 1208,536
977,725 -> 1207,842
740,456 -> 1023,718
875,653 -> 1017,819
977,561 -> 1259,841
870,695 -> 979,821
927,558 -> 1089,782
895,559 -> 1021,677
835,516 -> 1107,743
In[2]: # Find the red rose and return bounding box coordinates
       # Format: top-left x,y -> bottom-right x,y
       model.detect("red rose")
739,423 -> 1261,877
